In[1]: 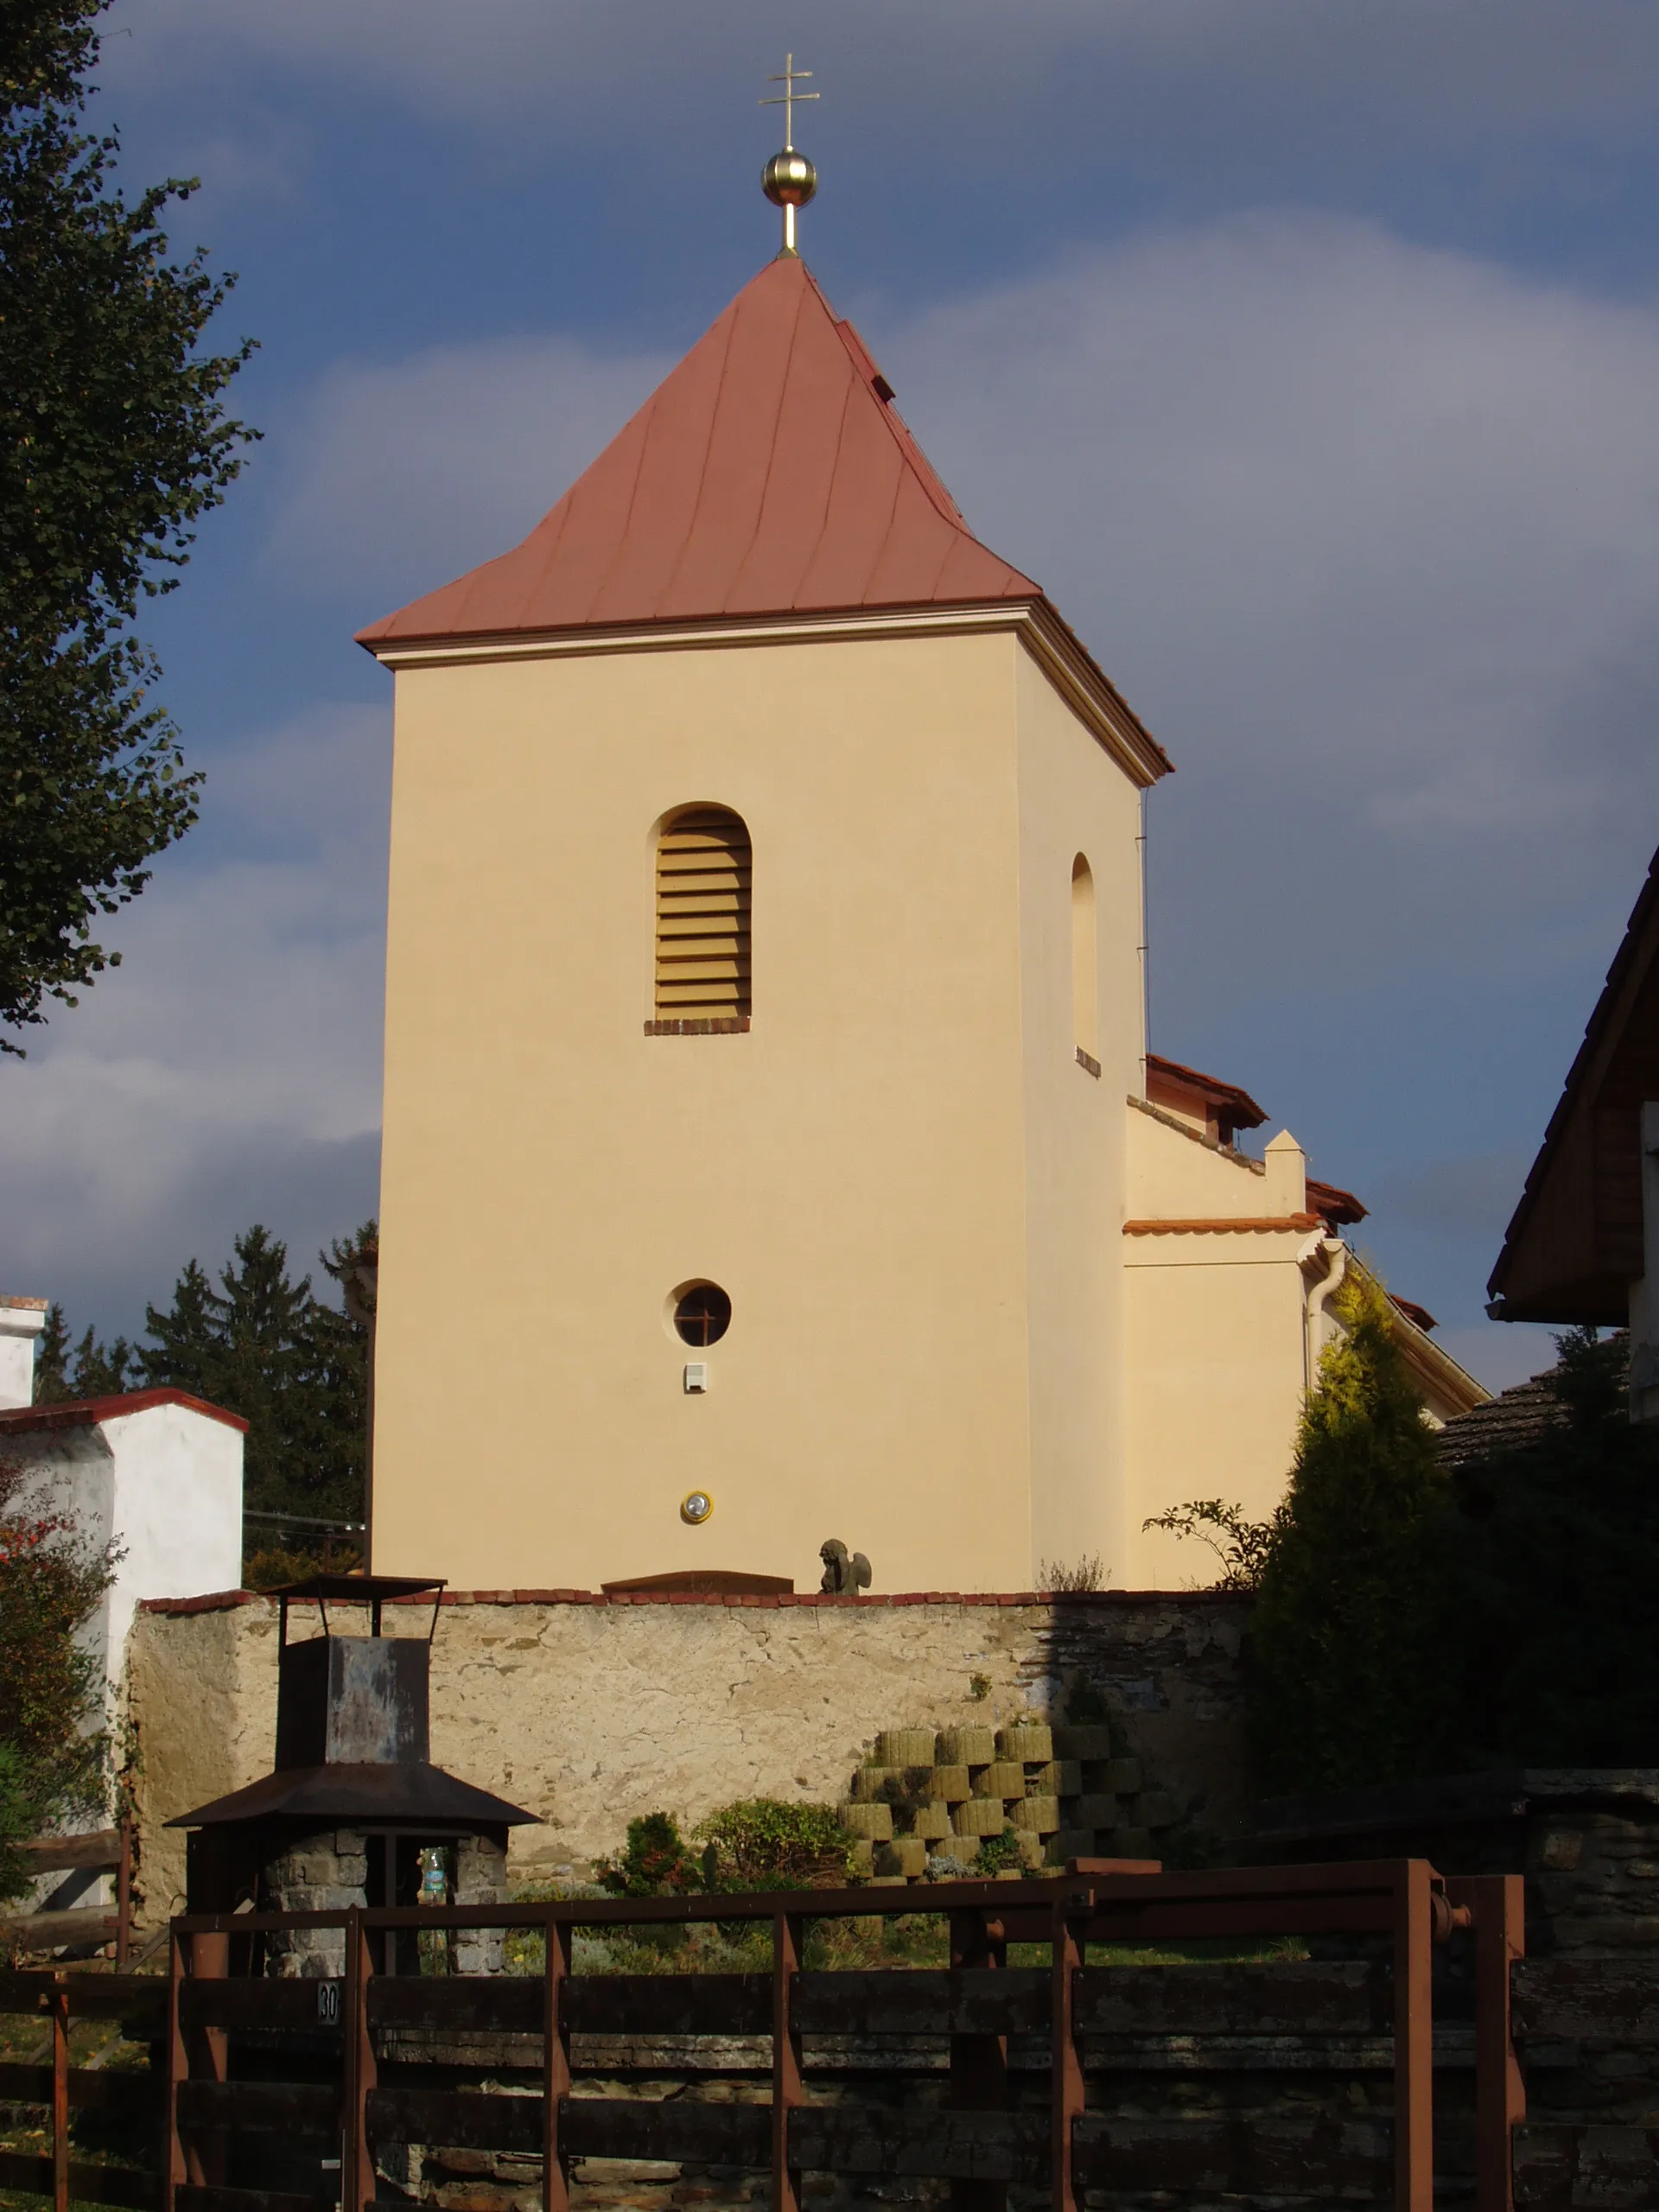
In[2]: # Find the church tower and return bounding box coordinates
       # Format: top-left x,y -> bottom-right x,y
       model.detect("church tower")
359,198 -> 1171,1593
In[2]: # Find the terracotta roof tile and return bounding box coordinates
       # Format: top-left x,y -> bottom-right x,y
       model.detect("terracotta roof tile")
1123,1215 -> 1322,1236
358,256 -> 1039,650
1144,1052 -> 1268,1132
0,1387 -> 249,1436
1307,1176 -> 1369,1230
1389,1292 -> 1437,1333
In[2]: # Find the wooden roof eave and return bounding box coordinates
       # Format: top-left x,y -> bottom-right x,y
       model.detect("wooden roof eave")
1489,846 -> 1659,1319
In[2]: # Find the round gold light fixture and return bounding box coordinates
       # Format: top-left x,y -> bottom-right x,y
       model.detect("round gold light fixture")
681,1491 -> 714,1527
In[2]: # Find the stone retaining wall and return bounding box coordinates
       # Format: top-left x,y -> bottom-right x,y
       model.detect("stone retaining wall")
122,1589 -> 1250,1928
1255,1767 -> 1659,2204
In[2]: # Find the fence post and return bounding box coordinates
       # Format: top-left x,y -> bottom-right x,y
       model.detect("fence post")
1051,1897 -> 1084,2212
50,1974 -> 69,2212
950,1906 -> 1007,2212
1393,1862 -> 1434,2212
116,1821 -> 131,1969
196,1929 -> 230,2190
771,1910 -> 804,2212
165,1924 -> 229,2198
163,1929 -> 186,2212
1446,1873 -> 1524,2212
543,1909 -> 572,2212
343,1909 -> 378,2212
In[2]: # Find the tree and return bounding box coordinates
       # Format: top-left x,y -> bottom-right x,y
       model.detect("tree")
0,1452 -> 117,1903
1141,1498 -> 1275,1592
31,1300 -> 69,1399
138,1224 -> 366,1522
1248,1276 -> 1452,1794
1447,1329 -> 1659,1767
0,0 -> 255,1050
32,1298 -> 130,1401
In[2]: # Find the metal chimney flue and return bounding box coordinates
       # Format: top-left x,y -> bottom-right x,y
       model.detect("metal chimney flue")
273,1577 -> 435,1769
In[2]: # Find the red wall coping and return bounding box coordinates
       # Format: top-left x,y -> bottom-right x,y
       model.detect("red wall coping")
140,1586 -> 1246,1617
0,1387 -> 250,1437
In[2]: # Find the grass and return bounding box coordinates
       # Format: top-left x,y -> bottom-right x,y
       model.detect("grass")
503,1909 -> 953,1977
0,1967 -> 160,2212
497,1895 -> 1309,1976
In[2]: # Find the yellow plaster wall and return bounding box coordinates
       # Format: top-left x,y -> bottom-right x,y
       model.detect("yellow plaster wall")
1014,652 -> 1142,1578
375,627 -> 1138,1595
1126,1104 -> 1272,1217
1121,1114 -> 1316,1585
1122,1234 -> 1313,1586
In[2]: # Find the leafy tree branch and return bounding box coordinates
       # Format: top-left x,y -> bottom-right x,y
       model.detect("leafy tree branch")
0,0 -> 256,1048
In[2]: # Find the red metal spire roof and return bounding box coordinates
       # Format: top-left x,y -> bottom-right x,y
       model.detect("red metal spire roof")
358,255 -> 1040,649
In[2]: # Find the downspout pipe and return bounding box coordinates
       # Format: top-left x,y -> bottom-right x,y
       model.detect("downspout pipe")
1304,1237 -> 1348,1395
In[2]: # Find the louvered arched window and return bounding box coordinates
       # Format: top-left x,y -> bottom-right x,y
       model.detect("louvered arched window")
652,806 -> 752,1033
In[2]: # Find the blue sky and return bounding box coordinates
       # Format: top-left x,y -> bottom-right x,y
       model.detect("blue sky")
8,0 -> 1659,1389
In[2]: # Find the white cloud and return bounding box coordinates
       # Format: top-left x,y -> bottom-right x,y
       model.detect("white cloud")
102,0 -> 1659,154
0,705 -> 389,1332
877,212 -> 1659,999
265,336 -> 671,613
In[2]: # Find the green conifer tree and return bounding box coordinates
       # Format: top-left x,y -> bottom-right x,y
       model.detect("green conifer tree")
1249,1275 -> 1452,1794
70,1323 -> 130,1397
137,1258 -> 218,1396
31,1301 -> 70,1401
32,1300 -> 129,1400
137,1225 -> 365,1521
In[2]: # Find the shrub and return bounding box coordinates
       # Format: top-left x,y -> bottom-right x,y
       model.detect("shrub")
243,1541 -> 361,1592
594,1811 -> 700,1897
976,1826 -> 1022,1876
1446,1328 -> 1659,1767
696,1799 -> 858,1890
1141,1499 -> 1274,1592
1248,1276 -> 1450,1794
1037,1554 -> 1106,1592
0,1745 -> 35,1910
0,1455 -> 118,1899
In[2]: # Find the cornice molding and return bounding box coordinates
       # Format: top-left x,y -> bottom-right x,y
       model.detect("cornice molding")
364,598 -> 1172,790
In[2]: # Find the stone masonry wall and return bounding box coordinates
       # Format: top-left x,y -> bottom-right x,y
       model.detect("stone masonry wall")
123,1589 -> 1249,1930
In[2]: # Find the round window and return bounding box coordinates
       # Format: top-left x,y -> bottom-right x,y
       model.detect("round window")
673,1282 -> 731,1346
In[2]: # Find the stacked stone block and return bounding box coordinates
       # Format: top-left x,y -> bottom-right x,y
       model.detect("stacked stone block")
838,1721 -> 1183,1884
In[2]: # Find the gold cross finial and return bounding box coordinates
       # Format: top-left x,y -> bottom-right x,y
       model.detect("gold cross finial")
760,54 -> 817,151
760,55 -> 819,257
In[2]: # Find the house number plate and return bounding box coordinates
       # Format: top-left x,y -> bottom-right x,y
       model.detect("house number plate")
317,1981 -> 341,2025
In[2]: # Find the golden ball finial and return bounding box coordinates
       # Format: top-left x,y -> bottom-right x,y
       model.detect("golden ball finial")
762,148 -> 817,210
758,56 -> 820,256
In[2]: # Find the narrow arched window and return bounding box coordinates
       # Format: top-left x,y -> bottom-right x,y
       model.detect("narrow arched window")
1071,854 -> 1098,1067
654,806 -> 752,1029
